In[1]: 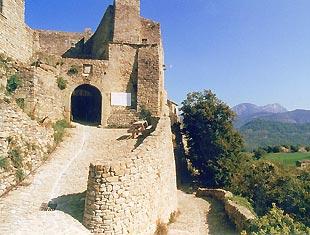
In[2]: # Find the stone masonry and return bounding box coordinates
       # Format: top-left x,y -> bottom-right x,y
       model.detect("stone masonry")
83,117 -> 178,234
0,0 -> 167,127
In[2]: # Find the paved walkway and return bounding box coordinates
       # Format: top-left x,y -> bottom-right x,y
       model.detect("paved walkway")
0,125 -> 136,235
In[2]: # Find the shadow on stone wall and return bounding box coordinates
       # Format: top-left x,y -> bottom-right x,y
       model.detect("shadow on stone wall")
171,123 -> 192,188
49,191 -> 86,223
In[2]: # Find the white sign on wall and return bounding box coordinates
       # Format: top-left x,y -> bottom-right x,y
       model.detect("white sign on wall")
111,92 -> 132,106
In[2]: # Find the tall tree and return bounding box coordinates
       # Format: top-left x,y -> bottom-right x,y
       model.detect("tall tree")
181,90 -> 243,186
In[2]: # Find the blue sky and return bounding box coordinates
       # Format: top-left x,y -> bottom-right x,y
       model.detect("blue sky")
25,0 -> 310,110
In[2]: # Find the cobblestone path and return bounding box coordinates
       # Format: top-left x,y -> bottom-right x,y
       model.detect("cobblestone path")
0,125 -> 136,235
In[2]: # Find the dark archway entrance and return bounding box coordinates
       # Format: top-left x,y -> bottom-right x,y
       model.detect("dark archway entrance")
71,84 -> 102,125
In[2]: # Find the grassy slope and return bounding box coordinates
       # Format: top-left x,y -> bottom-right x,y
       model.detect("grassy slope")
262,152 -> 310,167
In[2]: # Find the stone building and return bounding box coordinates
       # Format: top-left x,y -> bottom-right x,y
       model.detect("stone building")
0,0 -> 167,127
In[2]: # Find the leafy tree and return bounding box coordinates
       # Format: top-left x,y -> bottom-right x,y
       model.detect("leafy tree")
181,90 -> 243,187
290,145 -> 299,153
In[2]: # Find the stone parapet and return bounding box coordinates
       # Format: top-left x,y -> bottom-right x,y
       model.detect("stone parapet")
197,188 -> 256,232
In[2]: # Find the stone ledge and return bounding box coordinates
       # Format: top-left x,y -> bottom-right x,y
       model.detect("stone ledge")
197,188 -> 256,232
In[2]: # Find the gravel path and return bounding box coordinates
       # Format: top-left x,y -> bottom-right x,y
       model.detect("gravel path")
168,191 -> 210,235
0,124 -> 136,235
168,191 -> 237,235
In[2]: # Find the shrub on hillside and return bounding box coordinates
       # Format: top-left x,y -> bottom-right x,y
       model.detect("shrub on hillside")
6,74 -> 22,94
253,148 -> 267,159
244,204 -> 310,235
226,157 -> 310,227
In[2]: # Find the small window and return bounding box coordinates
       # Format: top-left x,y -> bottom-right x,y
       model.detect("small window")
83,64 -> 93,75
142,38 -> 148,44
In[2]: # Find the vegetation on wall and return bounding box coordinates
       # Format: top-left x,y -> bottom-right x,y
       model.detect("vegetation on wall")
53,119 -> 70,144
8,147 -> 23,168
67,65 -> 79,76
15,168 -> 25,182
56,77 -> 68,90
15,98 -> 25,110
6,74 -> 22,94
0,156 -> 9,170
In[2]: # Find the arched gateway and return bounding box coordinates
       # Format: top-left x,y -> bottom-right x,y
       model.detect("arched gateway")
71,84 -> 102,125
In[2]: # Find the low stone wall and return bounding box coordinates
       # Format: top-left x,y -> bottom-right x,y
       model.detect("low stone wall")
197,188 -> 256,232
83,116 -> 178,234
0,97 -> 54,196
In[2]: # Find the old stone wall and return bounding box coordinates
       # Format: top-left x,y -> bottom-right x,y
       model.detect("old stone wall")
0,0 -> 33,62
197,188 -> 256,232
140,18 -> 161,45
0,96 -> 54,196
113,0 -> 141,44
137,45 -> 162,116
83,116 -> 178,234
33,30 -> 92,58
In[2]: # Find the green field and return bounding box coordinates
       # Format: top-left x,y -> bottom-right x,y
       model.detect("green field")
262,152 -> 310,167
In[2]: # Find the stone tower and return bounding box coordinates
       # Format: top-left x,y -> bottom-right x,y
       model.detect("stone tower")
113,0 -> 141,43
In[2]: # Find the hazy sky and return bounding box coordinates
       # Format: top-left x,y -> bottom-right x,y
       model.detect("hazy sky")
25,0 -> 310,110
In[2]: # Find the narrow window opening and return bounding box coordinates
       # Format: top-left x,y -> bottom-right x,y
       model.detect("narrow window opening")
0,0 -> 3,14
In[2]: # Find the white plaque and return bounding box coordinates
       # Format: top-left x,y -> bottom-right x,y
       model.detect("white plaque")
111,92 -> 131,106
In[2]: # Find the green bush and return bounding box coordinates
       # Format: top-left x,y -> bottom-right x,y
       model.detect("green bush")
245,204 -> 310,235
67,66 -> 79,76
8,148 -> 23,168
0,156 -> 9,170
15,168 -> 25,182
53,119 -> 70,144
57,77 -> 67,90
15,98 -> 25,110
6,74 -> 22,94
226,158 -> 310,226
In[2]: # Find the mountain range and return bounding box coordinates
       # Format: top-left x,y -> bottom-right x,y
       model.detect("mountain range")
233,103 -> 310,149
233,103 -> 310,128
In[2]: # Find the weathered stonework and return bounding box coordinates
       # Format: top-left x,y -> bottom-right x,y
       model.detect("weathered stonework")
0,0 -> 167,127
83,117 -> 178,234
0,96 -> 54,196
0,0 -> 32,62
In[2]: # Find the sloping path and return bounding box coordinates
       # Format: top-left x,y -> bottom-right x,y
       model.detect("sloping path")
168,191 -> 237,235
0,124 -> 136,235
168,191 -> 210,235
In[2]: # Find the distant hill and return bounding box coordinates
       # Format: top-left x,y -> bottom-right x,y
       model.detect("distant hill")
233,103 -> 288,128
239,119 -> 310,150
259,109 -> 310,124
